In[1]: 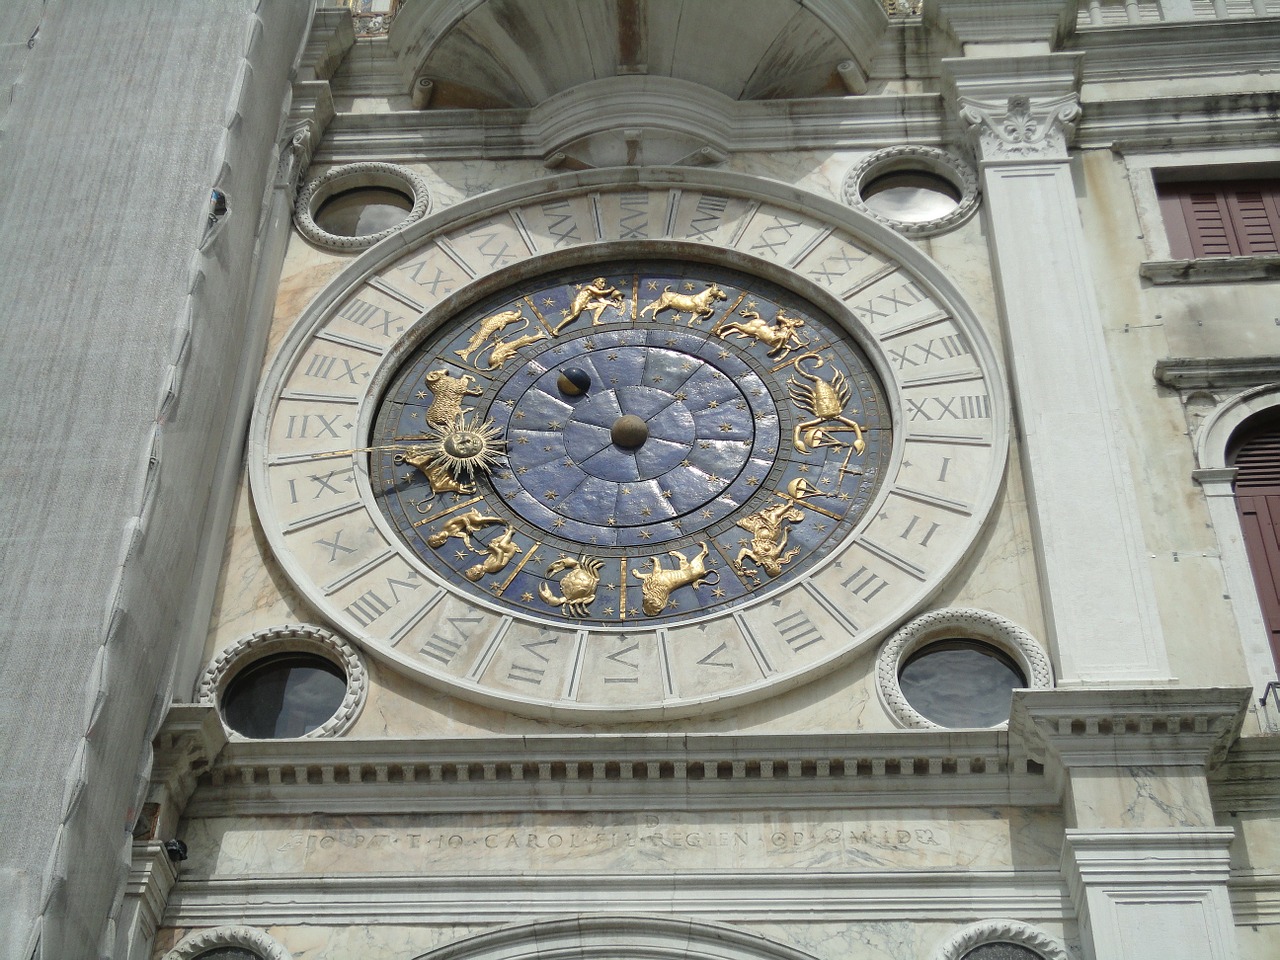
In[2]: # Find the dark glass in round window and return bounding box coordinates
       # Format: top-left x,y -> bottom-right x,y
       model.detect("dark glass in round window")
221,654 -> 346,738
962,943 -> 1044,960
898,640 -> 1026,727
314,186 -> 414,237
862,170 -> 961,223
194,948 -> 261,960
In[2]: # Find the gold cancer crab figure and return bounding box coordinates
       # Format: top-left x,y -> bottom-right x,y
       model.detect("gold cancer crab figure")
539,555 -> 603,618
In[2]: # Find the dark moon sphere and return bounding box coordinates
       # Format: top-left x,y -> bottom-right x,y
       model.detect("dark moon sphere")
557,367 -> 591,396
611,414 -> 649,449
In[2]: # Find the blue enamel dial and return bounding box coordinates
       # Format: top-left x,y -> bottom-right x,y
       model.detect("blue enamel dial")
369,260 -> 891,626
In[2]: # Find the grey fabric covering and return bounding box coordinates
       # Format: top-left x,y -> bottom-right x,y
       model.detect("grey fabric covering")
0,1 -> 311,956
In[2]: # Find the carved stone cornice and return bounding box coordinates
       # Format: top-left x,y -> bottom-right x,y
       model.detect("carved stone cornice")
124,842 -> 179,947
1009,687 -> 1250,771
942,52 -> 1082,163
183,730 -> 1053,817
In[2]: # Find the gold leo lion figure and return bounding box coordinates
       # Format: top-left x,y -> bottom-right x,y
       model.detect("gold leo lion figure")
638,283 -> 727,325
631,542 -> 718,616
787,352 -> 867,474
732,478 -> 823,579
539,555 -> 603,617
553,277 -> 624,333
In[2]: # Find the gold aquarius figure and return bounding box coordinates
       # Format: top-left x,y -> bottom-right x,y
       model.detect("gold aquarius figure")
553,278 -> 624,333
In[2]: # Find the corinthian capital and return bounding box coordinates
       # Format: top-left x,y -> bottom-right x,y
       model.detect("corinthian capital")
958,93 -> 1080,162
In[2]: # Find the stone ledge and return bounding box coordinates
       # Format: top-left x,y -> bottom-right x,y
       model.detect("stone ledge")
1141,255 -> 1280,285
164,868 -> 1073,926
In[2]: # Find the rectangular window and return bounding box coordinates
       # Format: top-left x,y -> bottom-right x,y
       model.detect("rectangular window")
1158,179 -> 1280,258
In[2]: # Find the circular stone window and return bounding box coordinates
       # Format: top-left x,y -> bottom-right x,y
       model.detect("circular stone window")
295,162 -> 430,251
164,925 -> 291,960
877,608 -> 1052,729
198,624 -> 367,739
934,920 -> 1071,960
843,146 -> 978,237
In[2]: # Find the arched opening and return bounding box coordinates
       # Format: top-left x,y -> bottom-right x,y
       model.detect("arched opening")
1230,414 -> 1280,672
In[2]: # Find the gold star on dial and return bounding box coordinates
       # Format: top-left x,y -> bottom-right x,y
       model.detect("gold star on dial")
545,491 -> 558,501
522,591 -> 534,602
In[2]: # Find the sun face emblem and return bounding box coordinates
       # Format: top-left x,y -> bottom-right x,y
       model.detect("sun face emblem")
428,414 -> 506,480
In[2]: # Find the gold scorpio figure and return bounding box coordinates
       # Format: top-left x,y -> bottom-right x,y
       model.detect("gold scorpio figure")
787,352 -> 867,474
539,555 -> 604,618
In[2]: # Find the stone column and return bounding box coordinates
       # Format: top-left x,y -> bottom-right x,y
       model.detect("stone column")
943,54 -> 1172,683
1012,687 -> 1249,960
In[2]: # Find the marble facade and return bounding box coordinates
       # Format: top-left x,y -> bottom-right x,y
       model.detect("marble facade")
9,2 -> 1272,959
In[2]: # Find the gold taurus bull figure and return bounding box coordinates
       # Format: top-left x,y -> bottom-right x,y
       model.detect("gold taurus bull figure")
638,283 -> 726,325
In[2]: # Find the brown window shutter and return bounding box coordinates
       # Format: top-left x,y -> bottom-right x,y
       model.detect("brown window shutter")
1227,186 -> 1280,255
1158,179 -> 1280,259
1233,424 -> 1280,671
1181,188 -> 1237,257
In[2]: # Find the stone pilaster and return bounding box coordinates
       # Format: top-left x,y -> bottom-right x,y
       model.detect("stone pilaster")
115,706 -> 226,960
1012,687 -> 1249,960
943,53 -> 1171,683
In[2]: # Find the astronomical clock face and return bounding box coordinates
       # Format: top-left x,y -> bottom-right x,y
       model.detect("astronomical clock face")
368,260 -> 891,627
252,181 -> 1006,718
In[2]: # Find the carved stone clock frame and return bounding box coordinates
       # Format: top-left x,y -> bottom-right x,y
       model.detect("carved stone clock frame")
250,168 -> 1008,720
